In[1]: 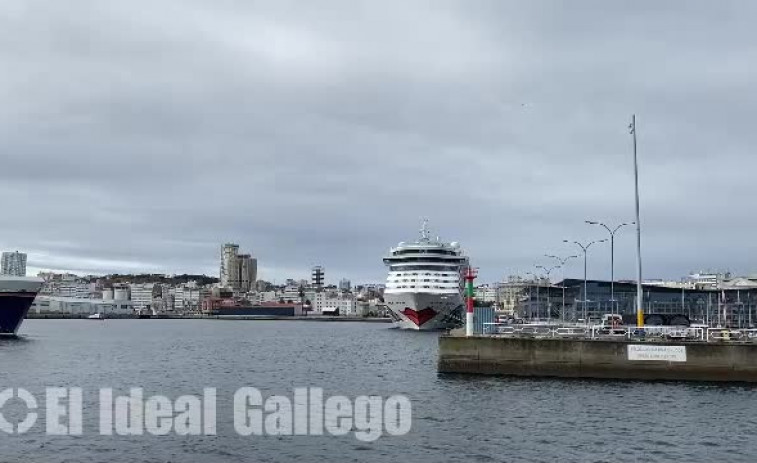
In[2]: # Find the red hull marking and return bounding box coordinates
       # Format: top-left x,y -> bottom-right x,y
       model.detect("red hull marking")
401,308 -> 437,327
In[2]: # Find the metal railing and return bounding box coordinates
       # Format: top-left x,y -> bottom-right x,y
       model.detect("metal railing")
480,322 -> 757,343
482,323 -> 588,338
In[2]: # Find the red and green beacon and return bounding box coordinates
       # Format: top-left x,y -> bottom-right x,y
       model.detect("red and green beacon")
464,266 -> 477,336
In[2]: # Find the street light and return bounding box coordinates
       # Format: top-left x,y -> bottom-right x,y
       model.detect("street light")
630,114 -> 645,329
546,254 -> 578,321
535,265 -> 560,320
585,221 -> 634,314
525,271 -> 540,320
564,239 -> 607,324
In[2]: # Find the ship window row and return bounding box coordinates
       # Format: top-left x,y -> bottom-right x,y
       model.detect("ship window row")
387,286 -> 458,290
387,281 -> 458,285
387,285 -> 458,288
389,285 -> 455,289
384,257 -> 466,264
390,272 -> 458,277
389,265 -> 461,271
392,249 -> 457,256
388,279 -> 458,283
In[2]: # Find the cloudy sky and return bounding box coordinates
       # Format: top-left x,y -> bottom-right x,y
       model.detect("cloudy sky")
2,1 -> 756,283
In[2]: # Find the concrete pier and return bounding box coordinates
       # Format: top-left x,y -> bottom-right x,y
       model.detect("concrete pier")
438,335 -> 757,382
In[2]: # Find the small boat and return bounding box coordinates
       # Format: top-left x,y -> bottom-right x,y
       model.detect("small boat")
87,313 -> 105,320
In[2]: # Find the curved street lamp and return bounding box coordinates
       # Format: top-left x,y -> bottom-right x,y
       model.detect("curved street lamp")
535,265 -> 560,320
525,271 -> 540,320
564,239 -> 607,323
546,254 -> 578,321
586,221 -> 634,313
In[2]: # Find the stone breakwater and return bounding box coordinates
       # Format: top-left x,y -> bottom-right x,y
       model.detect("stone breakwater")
438,335 -> 757,382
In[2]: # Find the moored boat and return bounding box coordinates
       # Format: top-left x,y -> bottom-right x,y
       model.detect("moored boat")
383,221 -> 469,330
0,275 -> 44,335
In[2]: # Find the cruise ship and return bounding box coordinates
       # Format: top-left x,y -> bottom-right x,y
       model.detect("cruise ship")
0,275 -> 44,335
383,222 -> 469,330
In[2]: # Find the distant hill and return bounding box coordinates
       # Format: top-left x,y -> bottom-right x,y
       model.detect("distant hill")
94,273 -> 219,286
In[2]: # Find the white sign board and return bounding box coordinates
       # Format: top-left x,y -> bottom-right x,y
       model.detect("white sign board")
627,345 -> 687,362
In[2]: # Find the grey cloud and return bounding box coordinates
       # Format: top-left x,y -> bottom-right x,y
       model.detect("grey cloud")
1,0 -> 756,283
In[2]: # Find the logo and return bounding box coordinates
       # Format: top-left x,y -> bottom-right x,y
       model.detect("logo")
0,387 -> 412,441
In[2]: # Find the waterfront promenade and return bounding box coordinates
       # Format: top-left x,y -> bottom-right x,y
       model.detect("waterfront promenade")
27,313 -> 392,322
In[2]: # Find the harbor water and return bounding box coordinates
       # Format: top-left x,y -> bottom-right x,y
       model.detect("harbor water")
2,320 -> 757,462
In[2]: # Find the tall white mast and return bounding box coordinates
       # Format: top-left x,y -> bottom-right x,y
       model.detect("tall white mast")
630,115 -> 644,328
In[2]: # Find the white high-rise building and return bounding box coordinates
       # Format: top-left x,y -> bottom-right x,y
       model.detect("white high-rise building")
38,272 -> 92,298
687,271 -> 729,289
1,251 -> 27,277
474,284 -> 499,303
238,254 -> 257,292
130,283 -> 157,311
220,243 -> 257,292
220,243 -> 239,288
175,281 -> 209,313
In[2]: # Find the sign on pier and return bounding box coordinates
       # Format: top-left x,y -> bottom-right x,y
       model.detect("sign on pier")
627,345 -> 687,362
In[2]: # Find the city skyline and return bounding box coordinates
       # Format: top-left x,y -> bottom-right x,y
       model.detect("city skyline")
3,2 -> 757,282
16,240 -> 754,288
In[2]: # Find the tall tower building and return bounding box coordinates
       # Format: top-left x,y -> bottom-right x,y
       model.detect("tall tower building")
220,243 -> 240,289
312,266 -> 325,290
1,251 -> 27,277
220,244 -> 257,292
238,254 -> 258,293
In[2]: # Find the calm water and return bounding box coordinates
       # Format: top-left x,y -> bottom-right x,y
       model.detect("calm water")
1,319 -> 756,462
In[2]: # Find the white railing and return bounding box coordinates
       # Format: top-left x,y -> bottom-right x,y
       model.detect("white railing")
555,326 -> 589,337
706,328 -> 757,342
479,323 -> 757,343
481,323 -> 588,338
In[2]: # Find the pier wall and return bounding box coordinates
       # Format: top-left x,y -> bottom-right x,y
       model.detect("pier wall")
438,335 -> 757,382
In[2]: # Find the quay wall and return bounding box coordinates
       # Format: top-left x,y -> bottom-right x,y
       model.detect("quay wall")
438,335 -> 757,382
27,313 -> 391,322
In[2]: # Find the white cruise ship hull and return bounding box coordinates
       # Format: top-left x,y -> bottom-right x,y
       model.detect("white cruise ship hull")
384,292 -> 464,331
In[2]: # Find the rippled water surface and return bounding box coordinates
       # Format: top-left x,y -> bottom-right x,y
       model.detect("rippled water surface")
2,319 -> 756,462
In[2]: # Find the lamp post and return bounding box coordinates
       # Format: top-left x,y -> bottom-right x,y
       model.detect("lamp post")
630,114 -> 644,328
585,221 -> 633,314
535,265 -> 560,320
546,254 -> 578,321
526,271 -> 540,320
564,239 -> 607,323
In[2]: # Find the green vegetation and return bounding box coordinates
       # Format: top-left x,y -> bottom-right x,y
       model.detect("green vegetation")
93,273 -> 219,286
